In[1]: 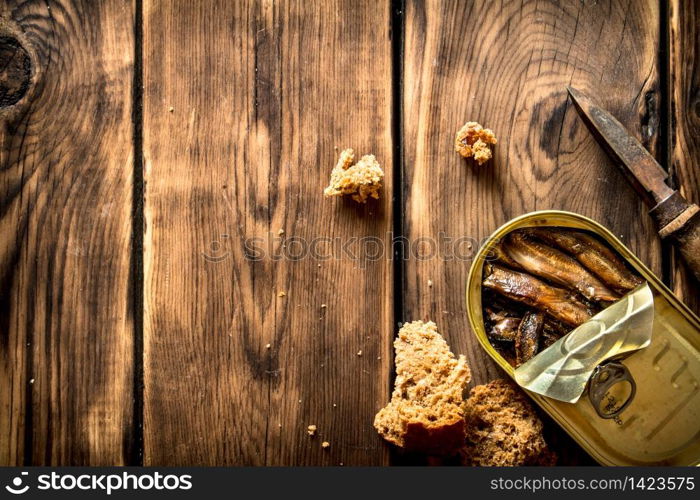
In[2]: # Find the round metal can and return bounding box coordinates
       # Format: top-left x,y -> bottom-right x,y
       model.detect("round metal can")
466,210 -> 700,466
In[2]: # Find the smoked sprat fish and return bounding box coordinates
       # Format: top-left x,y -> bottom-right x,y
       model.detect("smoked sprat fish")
481,227 -> 644,369
525,228 -> 642,293
485,308 -> 521,341
503,232 -> 619,302
489,241 -> 523,270
482,264 -> 592,327
516,312 -> 544,366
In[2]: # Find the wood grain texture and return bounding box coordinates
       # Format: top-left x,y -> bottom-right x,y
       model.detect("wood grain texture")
669,0 -> 700,316
402,0 -> 662,464
2,0 -> 696,467
0,1 -> 134,465
142,0 -> 393,465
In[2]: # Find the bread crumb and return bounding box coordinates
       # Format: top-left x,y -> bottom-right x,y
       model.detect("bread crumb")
374,321 -> 471,455
307,425 -> 317,436
265,343 -> 271,349
278,229 -> 285,236
356,350 -> 362,357
29,378 -> 35,384
463,379 -> 556,466
168,106 -> 174,113
454,122 -> 497,165
333,403 -> 337,408
321,304 -> 327,309
427,279 -> 433,287
321,441 -> 330,449
324,148 -> 384,203
278,291 -> 286,297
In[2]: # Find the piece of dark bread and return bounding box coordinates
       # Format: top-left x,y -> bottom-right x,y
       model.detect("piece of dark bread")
374,321 -> 471,455
463,379 -> 556,466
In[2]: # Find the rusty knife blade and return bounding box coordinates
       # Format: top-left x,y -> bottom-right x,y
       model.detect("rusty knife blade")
567,86 -> 674,207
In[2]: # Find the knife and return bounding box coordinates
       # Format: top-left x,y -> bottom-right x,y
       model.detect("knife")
567,86 -> 700,282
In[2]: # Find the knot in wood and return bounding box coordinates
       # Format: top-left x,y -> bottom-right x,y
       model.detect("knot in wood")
0,36 -> 32,108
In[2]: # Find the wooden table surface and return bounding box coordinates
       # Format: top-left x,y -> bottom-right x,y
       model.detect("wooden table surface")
1,0 -> 698,466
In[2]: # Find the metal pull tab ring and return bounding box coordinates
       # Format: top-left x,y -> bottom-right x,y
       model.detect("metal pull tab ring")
588,361 -> 637,419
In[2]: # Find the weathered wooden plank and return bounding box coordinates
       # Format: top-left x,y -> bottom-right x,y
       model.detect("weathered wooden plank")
0,1 -> 134,465
142,0 -> 393,465
669,0 -> 700,316
402,0 -> 661,464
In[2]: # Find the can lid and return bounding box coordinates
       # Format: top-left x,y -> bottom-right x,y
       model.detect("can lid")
514,284 -> 654,403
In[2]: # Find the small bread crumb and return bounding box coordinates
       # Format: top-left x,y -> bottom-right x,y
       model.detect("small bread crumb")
324,148 -> 384,203
427,279 -> 433,287
454,122 -> 497,165
356,350 -> 362,357
265,343 -> 271,349
168,106 -> 174,113
307,425 -> 317,436
278,291 -> 286,297
321,441 -> 330,449
321,304 -> 327,308
278,229 -> 285,236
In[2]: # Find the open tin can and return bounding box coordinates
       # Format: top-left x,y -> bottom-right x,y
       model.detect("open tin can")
466,210 -> 700,466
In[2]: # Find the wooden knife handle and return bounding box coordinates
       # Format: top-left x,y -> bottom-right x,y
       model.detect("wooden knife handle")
666,211 -> 700,283
651,192 -> 700,282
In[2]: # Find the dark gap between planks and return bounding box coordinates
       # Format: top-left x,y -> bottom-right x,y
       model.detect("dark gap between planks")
389,0 -> 414,466
658,0 -> 675,291
130,0 -> 145,467
390,1 -> 405,346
